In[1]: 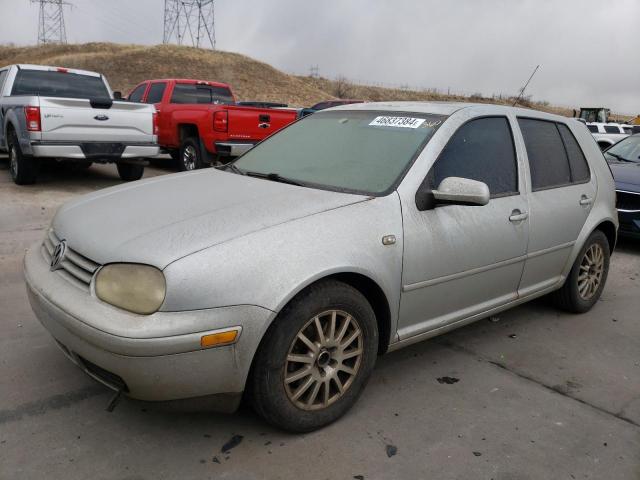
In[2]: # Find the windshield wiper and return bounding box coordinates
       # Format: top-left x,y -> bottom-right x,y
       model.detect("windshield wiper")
244,171 -> 305,186
216,163 -> 246,175
607,151 -> 635,163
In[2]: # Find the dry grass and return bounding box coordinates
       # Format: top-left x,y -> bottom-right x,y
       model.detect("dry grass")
0,42 -> 585,116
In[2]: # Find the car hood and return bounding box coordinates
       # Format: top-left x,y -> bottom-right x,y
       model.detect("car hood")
609,162 -> 640,192
53,170 -> 369,268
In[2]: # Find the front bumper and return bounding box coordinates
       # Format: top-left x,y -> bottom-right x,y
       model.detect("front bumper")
30,142 -> 160,161
618,210 -> 640,238
24,244 -> 274,408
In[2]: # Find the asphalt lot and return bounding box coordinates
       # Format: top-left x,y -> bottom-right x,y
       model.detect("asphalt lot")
1,156 -> 639,480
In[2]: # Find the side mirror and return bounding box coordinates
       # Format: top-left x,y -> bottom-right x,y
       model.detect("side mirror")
432,177 -> 490,207
113,91 -> 123,100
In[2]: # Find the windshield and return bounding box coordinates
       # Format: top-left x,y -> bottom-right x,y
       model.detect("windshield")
604,135 -> 640,163
233,110 -> 446,195
11,70 -> 110,98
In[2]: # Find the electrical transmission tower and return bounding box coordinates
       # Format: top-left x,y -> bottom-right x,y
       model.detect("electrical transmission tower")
163,0 -> 216,49
31,0 -> 71,45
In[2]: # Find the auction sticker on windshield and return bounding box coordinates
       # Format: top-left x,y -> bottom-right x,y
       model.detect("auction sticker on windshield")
369,116 -> 426,128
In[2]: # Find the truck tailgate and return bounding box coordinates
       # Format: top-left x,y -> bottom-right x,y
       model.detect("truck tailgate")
38,98 -> 155,143
227,107 -> 298,141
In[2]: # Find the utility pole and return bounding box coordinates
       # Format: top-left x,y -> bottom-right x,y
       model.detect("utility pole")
513,65 -> 540,107
31,0 -> 71,45
163,0 -> 216,49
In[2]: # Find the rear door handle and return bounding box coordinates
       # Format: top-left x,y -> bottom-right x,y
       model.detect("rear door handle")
509,210 -> 529,222
579,195 -> 593,206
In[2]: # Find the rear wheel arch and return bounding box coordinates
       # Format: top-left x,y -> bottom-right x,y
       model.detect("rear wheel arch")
593,220 -> 617,253
178,123 -> 199,142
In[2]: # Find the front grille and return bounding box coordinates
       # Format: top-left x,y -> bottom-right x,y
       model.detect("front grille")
616,190 -> 640,212
42,230 -> 101,291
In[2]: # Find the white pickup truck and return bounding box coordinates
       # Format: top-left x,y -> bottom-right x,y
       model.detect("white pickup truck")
586,122 -> 638,150
0,64 -> 159,184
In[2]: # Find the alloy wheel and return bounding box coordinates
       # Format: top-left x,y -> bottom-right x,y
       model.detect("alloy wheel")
182,145 -> 197,170
284,310 -> 364,411
577,243 -> 604,300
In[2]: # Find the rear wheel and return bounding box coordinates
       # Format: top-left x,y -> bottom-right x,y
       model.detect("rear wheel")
8,130 -> 39,185
177,138 -> 203,171
251,280 -> 378,432
116,162 -> 144,181
553,230 -> 610,313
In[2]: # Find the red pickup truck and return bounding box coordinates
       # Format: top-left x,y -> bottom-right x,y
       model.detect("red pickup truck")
127,79 -> 298,170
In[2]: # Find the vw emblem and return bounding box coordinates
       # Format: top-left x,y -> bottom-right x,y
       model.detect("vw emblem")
94,114 -> 109,121
50,240 -> 67,271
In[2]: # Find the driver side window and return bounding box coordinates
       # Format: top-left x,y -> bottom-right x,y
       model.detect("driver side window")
430,117 -> 518,198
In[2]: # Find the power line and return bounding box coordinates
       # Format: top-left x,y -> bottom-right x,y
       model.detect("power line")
31,0 -> 72,45
163,0 -> 215,49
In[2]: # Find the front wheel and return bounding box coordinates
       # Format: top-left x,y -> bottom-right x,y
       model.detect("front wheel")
250,280 -> 378,432
116,162 -> 144,181
553,230 -> 610,313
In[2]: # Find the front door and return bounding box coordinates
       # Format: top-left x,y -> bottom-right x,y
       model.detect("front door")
398,116 -> 530,339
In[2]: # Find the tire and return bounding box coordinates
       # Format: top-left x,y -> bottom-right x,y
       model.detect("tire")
553,230 -> 610,313
116,162 -> 144,181
177,138 -> 203,171
8,130 -> 39,185
250,280 -> 378,432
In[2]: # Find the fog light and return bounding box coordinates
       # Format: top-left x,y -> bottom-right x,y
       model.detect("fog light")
201,328 -> 240,349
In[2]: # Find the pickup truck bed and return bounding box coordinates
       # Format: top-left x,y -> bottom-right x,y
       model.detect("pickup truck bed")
0,64 -> 159,184
127,79 -> 298,171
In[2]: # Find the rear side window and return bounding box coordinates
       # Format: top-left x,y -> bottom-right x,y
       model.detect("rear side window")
145,82 -> 166,104
431,117 -> 518,197
0,70 -> 7,94
587,125 -> 599,133
170,83 -> 234,104
11,69 -> 110,99
518,118 -> 571,191
557,124 -> 590,183
128,84 -> 146,102
604,125 -> 621,134
622,127 -> 633,135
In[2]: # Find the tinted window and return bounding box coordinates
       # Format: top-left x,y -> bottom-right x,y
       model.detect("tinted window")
587,125 -> 599,133
170,83 -> 233,104
633,126 -> 640,134
518,118 -> 571,190
431,117 -> 518,197
604,125 -> 621,134
622,127 -> 633,135
0,70 -> 7,94
145,82 -> 166,104
128,84 -> 146,102
557,124 -> 590,183
11,69 -> 110,99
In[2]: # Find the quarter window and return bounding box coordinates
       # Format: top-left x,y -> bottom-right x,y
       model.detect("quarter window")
145,82 -> 166,104
604,125 -> 621,134
430,117 -> 518,197
557,124 -> 590,183
518,118 -> 572,191
128,84 -> 146,103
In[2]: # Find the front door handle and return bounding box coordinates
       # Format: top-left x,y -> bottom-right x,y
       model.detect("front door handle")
509,210 -> 529,222
579,195 -> 593,206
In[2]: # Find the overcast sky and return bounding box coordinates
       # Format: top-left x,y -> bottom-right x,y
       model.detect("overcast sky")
1,0 -> 638,114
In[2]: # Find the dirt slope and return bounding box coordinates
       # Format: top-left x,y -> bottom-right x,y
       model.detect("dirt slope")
0,42 -> 569,114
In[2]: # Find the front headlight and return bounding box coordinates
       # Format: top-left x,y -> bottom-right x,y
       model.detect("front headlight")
95,264 -> 166,315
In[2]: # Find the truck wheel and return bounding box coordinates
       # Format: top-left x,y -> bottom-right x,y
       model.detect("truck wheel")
250,280 -> 378,432
8,130 -> 39,185
116,162 -> 144,181
177,138 -> 203,171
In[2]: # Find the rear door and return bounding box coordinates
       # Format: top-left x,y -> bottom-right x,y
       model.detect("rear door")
143,81 -> 168,139
516,118 -> 596,296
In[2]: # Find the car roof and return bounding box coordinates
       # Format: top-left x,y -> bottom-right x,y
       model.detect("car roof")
326,101 -> 570,122
12,64 -> 101,77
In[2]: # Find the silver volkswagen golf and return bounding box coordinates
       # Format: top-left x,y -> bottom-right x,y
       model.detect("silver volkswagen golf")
24,102 -> 617,432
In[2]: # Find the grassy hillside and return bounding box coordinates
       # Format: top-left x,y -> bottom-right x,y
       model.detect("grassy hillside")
0,42 -> 570,115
